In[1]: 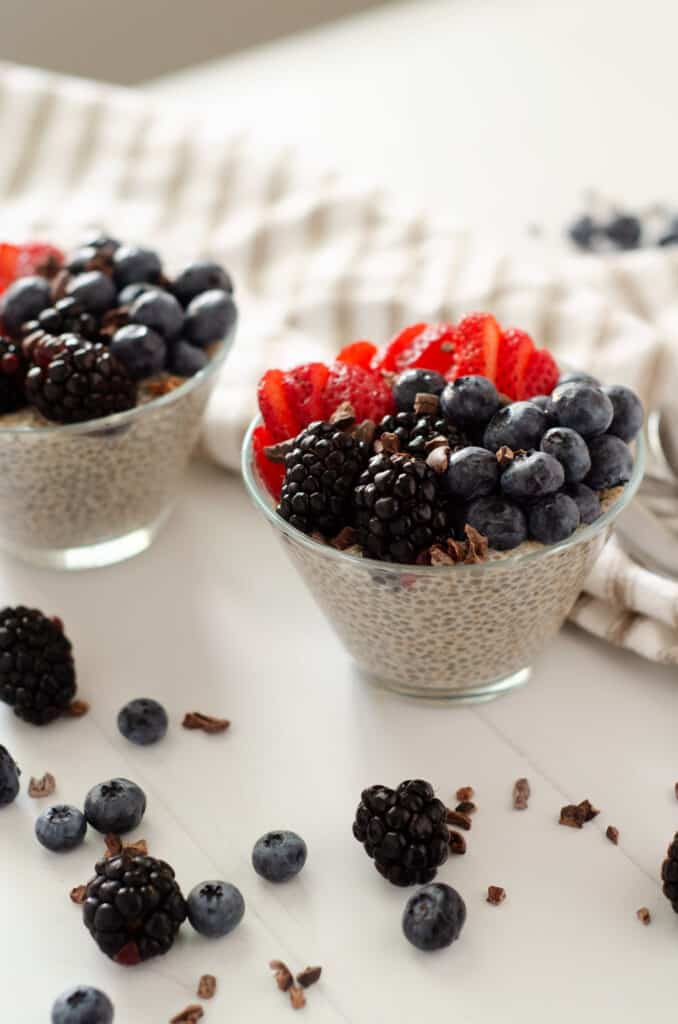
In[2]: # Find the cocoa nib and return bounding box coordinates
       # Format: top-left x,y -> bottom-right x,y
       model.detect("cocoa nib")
456,786 -> 475,802
329,401 -> 356,428
374,431 -> 400,454
606,825 -> 619,845
104,834 -> 123,858
464,524 -> 488,563
636,907 -> 651,926
425,445 -> 450,475
513,778 -> 530,810
496,445 -> 527,466
353,418 -> 376,446
169,1006 -> 203,1023
28,772 -> 56,798
428,544 -> 455,566
448,830 -> 466,855
270,960 -> 294,992
289,986 -> 306,1010
67,699 -> 90,718
413,392 -> 440,416
424,434 -> 450,453
264,438 -> 296,463
487,885 -> 506,905
559,799 -> 600,829
197,975 -> 216,999
446,809 -> 472,831
296,966 -> 322,989
145,375 -> 184,398
331,526 -> 358,550
69,885 -> 87,905
455,801 -> 476,815
182,711 -> 230,734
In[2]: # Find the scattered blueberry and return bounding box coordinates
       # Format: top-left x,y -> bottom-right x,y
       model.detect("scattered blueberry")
500,451 -> 565,501
602,384 -> 644,442
51,985 -> 114,1024
550,383 -> 614,438
568,214 -> 599,251
66,271 -> 117,315
129,288 -> 184,341
483,401 -> 548,452
110,324 -> 167,380
402,883 -> 466,951
187,880 -> 245,938
113,246 -> 162,288
0,745 -> 20,806
184,289 -> 237,347
441,446 -> 499,501
117,698 -> 168,746
118,282 -> 154,305
540,427 -> 591,483
84,778 -> 146,834
393,368 -> 446,411
66,246 -> 98,274
169,340 -> 208,377
557,370 -> 601,388
528,492 -> 581,544
604,214 -> 642,250
586,434 -> 634,490
172,260 -> 233,306
564,483 -> 601,524
0,275 -> 51,335
440,375 -> 500,426
252,830 -> 307,882
465,496 -> 527,550
35,805 -> 87,852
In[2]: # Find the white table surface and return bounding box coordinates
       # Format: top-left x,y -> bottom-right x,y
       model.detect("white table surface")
4,1 -> 678,1020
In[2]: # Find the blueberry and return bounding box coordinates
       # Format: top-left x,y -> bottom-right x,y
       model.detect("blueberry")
187,880 -> 245,938
440,375 -> 500,426
67,246 -> 98,274
51,985 -> 114,1024
658,232 -> 678,247
586,434 -> 633,490
66,271 -> 117,315
564,483 -> 601,524
557,370 -> 601,388
601,385 -> 644,442
483,401 -> 548,452
604,214 -> 642,250
550,383 -> 613,438
118,282 -> 154,305
0,745 -> 20,806
79,232 -> 120,252
393,368 -> 446,412
252,830 -> 307,882
184,289 -> 237,347
36,805 -> 87,852
402,883 -> 466,951
84,778 -> 146,834
113,246 -> 162,288
528,492 -> 581,544
0,275 -> 51,335
568,214 -> 599,251
442,446 -> 499,501
117,698 -> 168,746
540,427 -> 591,483
528,394 -> 556,425
465,496 -> 527,550
110,324 -> 167,380
169,340 -> 209,377
129,288 -> 184,340
172,260 -> 233,306
500,451 -> 564,501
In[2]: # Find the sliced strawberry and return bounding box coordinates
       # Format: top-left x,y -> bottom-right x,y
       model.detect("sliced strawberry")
495,327 -> 535,399
257,368 -> 301,441
323,362 -> 395,422
518,348 -> 559,400
370,322 -> 429,372
253,423 -> 285,500
16,242 -> 63,278
447,313 -> 501,381
283,362 -> 329,425
337,340 -> 378,369
0,244 -> 19,294
392,322 -> 459,375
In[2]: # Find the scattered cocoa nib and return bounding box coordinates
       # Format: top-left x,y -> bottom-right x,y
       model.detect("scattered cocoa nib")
70,885 -> 87,905
374,431 -> 400,454
28,772 -> 56,798
124,838 -> 148,856
456,786 -> 475,802
425,445 -> 450,475
448,830 -> 466,855
559,799 -> 600,829
50,268 -> 69,302
487,886 -> 506,905
331,526 -> 358,550
446,809 -> 472,831
456,801 -> 476,815
636,907 -> 651,926
264,438 -> 296,463
296,966 -> 322,989
182,711 -> 230,734
289,986 -> 306,1010
197,975 -> 217,999
513,778 -> 530,810
329,401 -> 356,428
67,699 -> 90,718
104,834 -> 123,858
145,375 -> 185,397
170,1006 -> 203,1023
606,826 -> 619,845
464,524 -> 488,563
413,392 -> 439,415
353,418 -> 376,446
270,961 -> 294,992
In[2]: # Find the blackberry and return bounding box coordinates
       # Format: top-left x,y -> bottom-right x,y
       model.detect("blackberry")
277,421 -> 366,536
0,607 -> 76,725
662,832 -> 678,912
83,852 -> 187,965
26,335 -> 137,424
33,297 -> 100,341
376,411 -> 466,459
352,780 -> 450,886
353,452 -> 448,563
0,336 -> 28,413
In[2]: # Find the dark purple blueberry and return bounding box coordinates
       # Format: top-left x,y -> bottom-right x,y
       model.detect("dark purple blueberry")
528,492 -> 580,544
113,246 -> 162,288
483,401 -> 548,452
568,215 -> 599,251
117,698 -> 168,746
601,385 -> 644,442
604,214 -> 642,250
557,370 -> 601,388
441,446 -> 499,501
118,282 -> 154,305
51,985 -> 114,1024
402,883 -> 466,951
252,830 -> 307,882
540,427 -> 591,483
465,495 -> 527,550
187,880 -> 245,938
84,778 -> 146,834
79,232 -> 120,252
110,324 -> 167,380
528,394 -> 556,425
564,483 -> 601,524
66,246 -> 98,274
172,260 -> 233,306
129,288 -> 184,340
0,745 -> 20,806
393,368 -> 446,412
500,451 -> 564,501
0,275 -> 51,335
550,383 -> 613,438
184,289 -> 237,347
440,375 -> 500,426
169,340 -> 208,377
66,271 -> 117,314
586,434 -> 633,490
35,804 -> 87,852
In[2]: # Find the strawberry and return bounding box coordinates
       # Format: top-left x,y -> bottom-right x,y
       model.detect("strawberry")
252,424 -> 285,500
495,328 -> 535,399
518,348 -> 559,400
0,241 -> 63,294
370,322 -> 428,372
257,368 -> 301,441
283,362 -> 329,425
392,322 -> 458,375
337,340 -> 378,369
323,362 -> 395,422
447,313 -> 501,381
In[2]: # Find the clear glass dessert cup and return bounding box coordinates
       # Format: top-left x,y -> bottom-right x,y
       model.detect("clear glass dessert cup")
242,418 -> 645,702
0,326 -> 235,570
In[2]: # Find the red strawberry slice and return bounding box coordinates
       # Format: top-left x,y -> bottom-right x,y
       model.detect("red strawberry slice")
252,424 -> 285,500
283,362 -> 329,425
0,241 -> 63,294
337,340 -> 378,369
323,362 -> 395,422
447,313 -> 501,381
495,327 -> 535,399
257,368 -> 301,441
370,322 -> 429,372
518,348 -> 559,400
392,322 -> 459,375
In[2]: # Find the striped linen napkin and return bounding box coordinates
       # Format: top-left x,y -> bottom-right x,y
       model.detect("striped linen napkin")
1,61 -> 677,665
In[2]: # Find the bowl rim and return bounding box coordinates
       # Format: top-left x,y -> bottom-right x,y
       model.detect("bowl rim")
241,413 -> 645,576
0,320 -> 236,437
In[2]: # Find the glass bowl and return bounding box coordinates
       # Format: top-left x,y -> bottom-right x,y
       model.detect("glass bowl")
242,417 -> 645,701
0,325 -> 235,570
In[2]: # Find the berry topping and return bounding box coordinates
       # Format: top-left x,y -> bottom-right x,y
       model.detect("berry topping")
0,606 -> 76,725
336,339 -> 378,368
377,409 -> 466,458
26,336 -> 137,423
66,271 -> 117,315
35,805 -> 87,852
84,778 -> 146,834
540,427 -> 591,483
495,327 -> 534,399
391,322 -> 458,375
258,368 -> 301,441
0,242 -> 63,295
465,495 -> 527,550
253,423 -> 285,499
440,374 -> 500,425
602,384 -> 644,442
371,322 -> 428,372
172,259 -> 233,306
500,451 -> 565,501
518,347 -> 559,400
0,745 -> 20,806
187,880 -> 245,937
393,368 -> 446,411
117,698 -> 168,746
483,401 -> 549,452
252,830 -> 307,883
527,492 -> 581,544
447,313 -> 500,381
51,986 -> 114,1024
184,288 -> 237,347
128,288 -> 184,340
564,483 -> 601,524
585,434 -> 634,490
402,883 -> 466,951
0,275 -> 51,336
441,447 -> 499,501
169,339 -> 208,378
112,246 -> 162,288
283,362 -> 330,425
550,382 -> 614,438
322,361 -> 394,422
110,325 -> 167,380
0,336 -> 27,413
558,370 -> 601,388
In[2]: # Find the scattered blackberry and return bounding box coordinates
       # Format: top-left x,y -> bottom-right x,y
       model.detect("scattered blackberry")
0,607 -> 76,725
353,780 -> 450,886
353,452 -> 448,563
83,852 -> 187,965
26,335 -> 137,424
277,421 -> 366,536
662,832 -> 678,912
376,411 -> 466,459
0,337 -> 27,413
32,297 -> 100,341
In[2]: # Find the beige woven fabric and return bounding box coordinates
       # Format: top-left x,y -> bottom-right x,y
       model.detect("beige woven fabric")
1,62 -> 677,665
